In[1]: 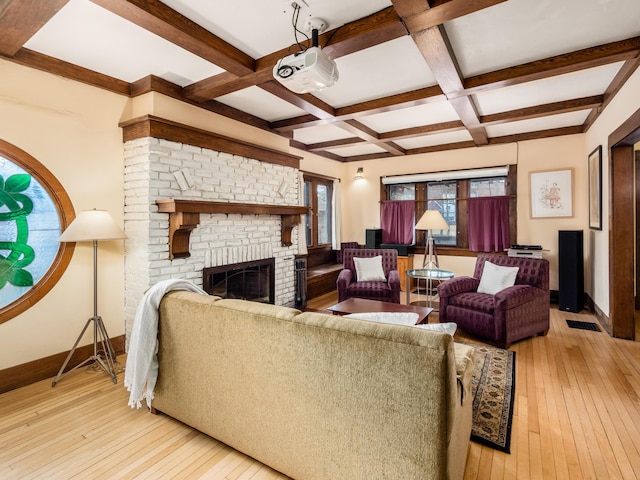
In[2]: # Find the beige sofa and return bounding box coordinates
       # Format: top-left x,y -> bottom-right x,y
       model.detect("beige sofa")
153,291 -> 475,480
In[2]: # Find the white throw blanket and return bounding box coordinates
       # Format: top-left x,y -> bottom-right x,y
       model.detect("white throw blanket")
125,278 -> 207,409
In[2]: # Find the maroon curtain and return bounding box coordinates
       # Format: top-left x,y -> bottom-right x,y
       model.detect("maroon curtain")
468,196 -> 510,252
381,200 -> 415,244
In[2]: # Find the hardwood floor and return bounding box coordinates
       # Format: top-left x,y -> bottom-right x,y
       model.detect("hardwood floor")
2,292 -> 640,479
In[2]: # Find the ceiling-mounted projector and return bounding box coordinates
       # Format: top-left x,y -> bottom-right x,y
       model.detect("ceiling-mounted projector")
272,15 -> 339,94
273,46 -> 338,94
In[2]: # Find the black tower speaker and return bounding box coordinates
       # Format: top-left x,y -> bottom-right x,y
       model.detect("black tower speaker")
558,230 -> 584,313
365,229 -> 382,249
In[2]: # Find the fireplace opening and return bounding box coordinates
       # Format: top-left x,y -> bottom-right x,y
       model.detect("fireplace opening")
203,258 -> 275,304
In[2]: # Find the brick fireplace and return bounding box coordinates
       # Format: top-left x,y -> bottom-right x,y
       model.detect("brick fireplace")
121,118 -> 304,342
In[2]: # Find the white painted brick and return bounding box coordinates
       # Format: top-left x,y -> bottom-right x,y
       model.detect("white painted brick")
123,137 -> 300,338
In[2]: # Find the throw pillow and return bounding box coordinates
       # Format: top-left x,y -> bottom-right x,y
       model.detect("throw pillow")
345,312 -> 419,325
353,255 -> 386,282
414,322 -> 457,335
477,261 -> 519,295
345,312 -> 457,335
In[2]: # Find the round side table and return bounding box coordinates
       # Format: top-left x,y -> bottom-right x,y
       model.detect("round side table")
406,268 -> 454,309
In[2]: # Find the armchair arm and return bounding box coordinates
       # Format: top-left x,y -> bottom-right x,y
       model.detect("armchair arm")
387,270 -> 400,291
337,269 -> 353,290
437,276 -> 479,299
495,285 -> 543,310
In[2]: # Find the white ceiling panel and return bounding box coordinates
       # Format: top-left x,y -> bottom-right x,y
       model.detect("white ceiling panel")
474,62 -> 625,116
24,0 -> 224,86
396,130 -> 474,150
161,0 -> 393,58
216,86 -> 307,121
446,0 -> 640,77
293,124 -> 357,144
311,37 -> 437,108
486,110 -> 591,138
358,100 -> 459,133
326,143 -> 387,157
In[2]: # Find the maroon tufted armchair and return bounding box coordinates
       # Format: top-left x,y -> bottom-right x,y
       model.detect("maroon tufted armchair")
337,249 -> 401,304
438,253 -> 550,349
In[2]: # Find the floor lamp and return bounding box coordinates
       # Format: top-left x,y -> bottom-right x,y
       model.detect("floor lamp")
52,209 -> 127,387
415,210 -> 449,269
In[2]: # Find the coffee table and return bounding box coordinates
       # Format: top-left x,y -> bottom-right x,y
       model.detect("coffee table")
327,298 -> 433,325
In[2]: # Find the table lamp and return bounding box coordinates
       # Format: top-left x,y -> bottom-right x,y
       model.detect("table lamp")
52,209 -> 127,386
415,210 -> 449,269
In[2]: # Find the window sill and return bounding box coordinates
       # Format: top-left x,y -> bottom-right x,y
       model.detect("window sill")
412,246 -> 506,258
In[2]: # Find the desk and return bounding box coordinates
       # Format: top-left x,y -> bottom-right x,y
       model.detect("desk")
406,268 -> 454,308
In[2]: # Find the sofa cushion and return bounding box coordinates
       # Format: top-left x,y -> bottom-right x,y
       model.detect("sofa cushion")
353,255 -> 386,281
477,261 -> 519,295
347,281 -> 391,297
449,291 -> 495,314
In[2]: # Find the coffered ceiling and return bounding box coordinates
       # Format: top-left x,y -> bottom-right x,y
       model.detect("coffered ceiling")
2,0 -> 639,162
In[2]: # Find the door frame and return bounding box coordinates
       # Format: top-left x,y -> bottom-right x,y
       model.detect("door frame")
609,107 -> 640,339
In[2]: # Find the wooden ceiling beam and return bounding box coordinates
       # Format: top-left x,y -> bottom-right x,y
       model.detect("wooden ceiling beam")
480,95 -> 604,126
409,24 -> 488,145
393,0 -> 493,146
584,58 -> 640,131
463,36 -> 640,95
271,86 -> 444,132
307,138 -> 365,151
0,0 -> 69,56
90,0 -> 254,76
7,48 -> 131,95
337,120 -> 406,156
404,0 -> 508,33
379,120 -> 465,140
258,82 -> 335,120
488,125 -> 584,145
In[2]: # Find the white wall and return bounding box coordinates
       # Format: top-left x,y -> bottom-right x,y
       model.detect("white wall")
0,60 -> 129,369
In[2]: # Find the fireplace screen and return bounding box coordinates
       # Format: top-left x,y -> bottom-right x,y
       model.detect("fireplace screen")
203,258 -> 275,304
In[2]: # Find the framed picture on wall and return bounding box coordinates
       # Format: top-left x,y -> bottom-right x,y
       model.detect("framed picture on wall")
530,168 -> 573,218
588,146 -> 602,230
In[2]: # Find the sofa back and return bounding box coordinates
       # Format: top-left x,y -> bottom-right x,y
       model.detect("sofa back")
474,253 -> 549,291
155,291 -> 461,480
342,248 -> 398,277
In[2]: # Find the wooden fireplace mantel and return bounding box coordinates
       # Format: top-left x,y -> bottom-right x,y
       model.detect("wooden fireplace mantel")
156,199 -> 309,259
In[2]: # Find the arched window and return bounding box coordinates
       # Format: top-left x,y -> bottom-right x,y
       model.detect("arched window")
0,140 -> 74,322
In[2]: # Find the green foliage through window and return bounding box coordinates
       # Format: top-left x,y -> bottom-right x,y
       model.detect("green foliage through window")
0,173 -> 35,288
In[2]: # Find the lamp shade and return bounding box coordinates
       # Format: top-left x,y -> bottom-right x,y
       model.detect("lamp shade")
415,210 -> 449,231
59,209 -> 127,242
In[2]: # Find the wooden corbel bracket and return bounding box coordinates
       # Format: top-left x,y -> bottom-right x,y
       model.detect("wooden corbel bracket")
156,199 -> 309,260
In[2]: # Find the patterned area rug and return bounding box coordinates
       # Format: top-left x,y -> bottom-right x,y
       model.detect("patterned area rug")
468,343 -> 516,453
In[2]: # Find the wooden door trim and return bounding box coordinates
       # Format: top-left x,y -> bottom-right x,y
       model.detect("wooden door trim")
608,107 -> 640,339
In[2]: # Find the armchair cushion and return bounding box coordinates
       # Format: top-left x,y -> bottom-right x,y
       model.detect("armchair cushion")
353,255 -> 386,281
477,261 -> 519,295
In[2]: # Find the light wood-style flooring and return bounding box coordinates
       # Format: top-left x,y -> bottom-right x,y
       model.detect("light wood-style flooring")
2,291 -> 640,479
